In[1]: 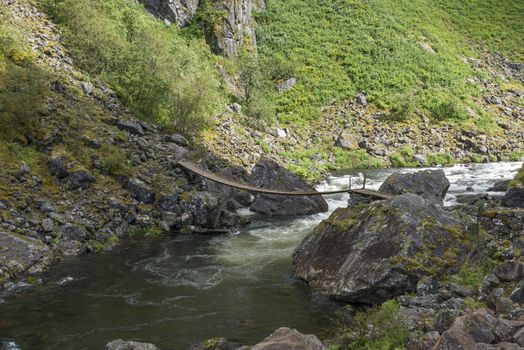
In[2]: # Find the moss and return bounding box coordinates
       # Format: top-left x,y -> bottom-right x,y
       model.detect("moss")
463,297 -> 486,310
129,226 -> 163,238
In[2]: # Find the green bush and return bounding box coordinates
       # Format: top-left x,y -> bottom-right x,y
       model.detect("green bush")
98,144 -> 132,176
389,147 -> 419,167
37,0 -> 222,138
343,300 -> 409,350
334,149 -> 385,170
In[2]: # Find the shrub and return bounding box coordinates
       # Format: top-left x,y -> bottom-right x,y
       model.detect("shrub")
389,147 -> 418,167
98,144 -> 132,176
343,300 -> 409,350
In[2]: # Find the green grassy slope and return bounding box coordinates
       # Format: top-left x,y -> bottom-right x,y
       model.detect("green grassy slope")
256,0 -> 524,123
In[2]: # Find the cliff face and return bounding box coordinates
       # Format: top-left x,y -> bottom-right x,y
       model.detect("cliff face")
138,0 -> 199,26
211,0 -> 265,56
140,0 -> 265,56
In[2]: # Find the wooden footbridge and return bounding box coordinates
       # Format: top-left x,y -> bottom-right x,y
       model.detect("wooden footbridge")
178,161 -> 393,200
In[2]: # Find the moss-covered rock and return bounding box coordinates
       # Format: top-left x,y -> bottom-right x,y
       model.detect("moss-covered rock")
293,193 -> 474,304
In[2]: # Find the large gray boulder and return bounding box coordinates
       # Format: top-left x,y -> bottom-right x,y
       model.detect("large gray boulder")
239,327 -> 324,350
293,194 -> 470,304
138,0 -> 199,27
106,339 -> 158,350
503,164 -> 524,208
248,159 -> 328,216
0,230 -> 53,278
379,169 -> 450,205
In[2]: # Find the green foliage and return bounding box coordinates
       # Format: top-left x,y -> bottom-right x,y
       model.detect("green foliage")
343,300 -> 409,350
463,297 -> 486,310
38,0 -> 222,138
427,153 -> 455,166
257,0 -> 524,122
129,226 -> 163,238
389,147 -> 418,168
334,149 -> 385,170
98,144 -> 132,176
0,17 -> 50,144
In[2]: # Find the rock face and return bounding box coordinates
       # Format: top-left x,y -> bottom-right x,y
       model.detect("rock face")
293,194 -> 470,303
106,339 -> 159,350
139,0 -> 199,26
248,159 -> 328,216
0,231 -> 53,277
503,164 -> 524,208
379,169 -> 450,205
211,0 -> 265,56
240,327 -> 325,350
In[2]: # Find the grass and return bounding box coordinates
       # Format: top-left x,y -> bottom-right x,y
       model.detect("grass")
257,0 -> 524,123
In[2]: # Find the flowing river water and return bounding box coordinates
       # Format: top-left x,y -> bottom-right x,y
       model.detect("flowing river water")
0,162 -> 522,350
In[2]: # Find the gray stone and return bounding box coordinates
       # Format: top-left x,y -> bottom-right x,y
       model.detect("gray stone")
510,281 -> 524,305
435,309 -> 462,333
335,133 -> 359,150
42,218 -> 54,233
65,170 -> 95,190
138,0 -> 199,27
277,77 -> 297,93
293,194 -> 469,303
163,134 -> 188,147
275,128 -> 287,138
0,230 -> 53,277
249,159 -> 328,216
494,261 -> 524,282
106,339 -> 159,350
230,102 -> 242,113
60,223 -> 87,241
379,169 -> 450,205
245,327 -> 324,350
488,180 -> 511,192
81,82 -> 93,95
356,92 -> 367,105
126,178 -> 155,204
116,120 -> 145,136
48,155 -> 69,178
413,154 -> 427,165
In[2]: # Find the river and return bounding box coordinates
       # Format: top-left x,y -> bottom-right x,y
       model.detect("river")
0,162 -> 522,350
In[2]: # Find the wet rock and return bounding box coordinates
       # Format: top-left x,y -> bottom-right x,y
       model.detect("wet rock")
249,159 -> 328,216
503,164 -> 524,208
293,194 -> 469,303
494,261 -> 524,282
241,327 -> 324,350
65,170 -> 95,190
116,120 -> 145,136
488,180 -> 512,192
379,169 -> 450,205
0,230 -> 53,277
125,178 -> 155,204
106,339 -> 159,350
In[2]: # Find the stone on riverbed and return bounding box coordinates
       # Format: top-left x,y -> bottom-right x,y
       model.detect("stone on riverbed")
379,169 -> 450,205
248,159 -> 328,216
293,193 -> 471,304
106,339 -> 159,350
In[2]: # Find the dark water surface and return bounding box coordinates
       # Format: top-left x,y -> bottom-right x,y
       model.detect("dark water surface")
0,162 -> 522,350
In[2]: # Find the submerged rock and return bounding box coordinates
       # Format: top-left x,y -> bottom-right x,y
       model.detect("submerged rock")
106,339 -> 159,350
293,194 -> 471,303
379,169 -> 450,205
248,159 -> 328,216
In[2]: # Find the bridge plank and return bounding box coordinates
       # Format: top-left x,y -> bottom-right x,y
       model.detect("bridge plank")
178,161 -> 392,199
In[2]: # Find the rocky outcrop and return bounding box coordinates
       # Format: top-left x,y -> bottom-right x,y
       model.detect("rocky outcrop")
248,158 -> 328,216
138,0 -> 199,26
211,0 -> 265,56
238,327 -> 325,350
379,169 -> 450,205
293,193 -> 471,303
503,164 -> 524,208
106,339 -> 159,350
432,309 -> 524,349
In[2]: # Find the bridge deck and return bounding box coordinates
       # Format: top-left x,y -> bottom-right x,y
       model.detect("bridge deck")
178,161 -> 393,200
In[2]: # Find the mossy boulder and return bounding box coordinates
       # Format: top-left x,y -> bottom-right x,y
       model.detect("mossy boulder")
293,194 -> 472,304
503,164 -> 524,208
